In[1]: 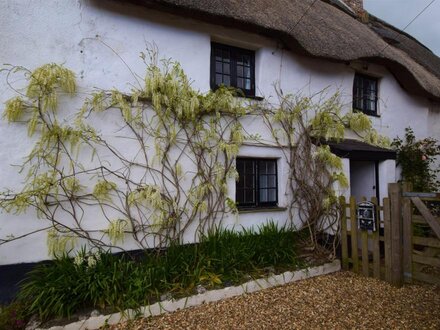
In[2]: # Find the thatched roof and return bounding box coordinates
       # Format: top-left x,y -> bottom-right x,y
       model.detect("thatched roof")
123,0 -> 440,101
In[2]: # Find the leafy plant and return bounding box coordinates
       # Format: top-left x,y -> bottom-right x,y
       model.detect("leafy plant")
392,127 -> 440,192
12,223 -> 301,322
0,301 -> 29,330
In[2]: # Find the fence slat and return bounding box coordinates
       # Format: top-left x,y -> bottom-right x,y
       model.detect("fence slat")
412,214 -> 440,224
413,254 -> 440,268
361,230 -> 369,276
360,197 -> 369,276
371,196 -> 381,279
389,183 -> 403,287
383,197 -> 392,283
413,236 -> 440,248
350,196 -> 359,273
411,197 -> 440,239
402,196 -> 413,283
413,271 -> 440,285
339,196 -> 349,270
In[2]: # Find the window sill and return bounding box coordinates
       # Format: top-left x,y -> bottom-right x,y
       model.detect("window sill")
210,87 -> 264,101
238,206 -> 287,214
353,109 -> 380,118
363,112 -> 380,118
241,95 -> 264,101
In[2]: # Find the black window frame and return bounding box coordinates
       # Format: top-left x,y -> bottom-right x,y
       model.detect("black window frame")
210,42 -> 256,98
353,73 -> 379,116
235,158 -> 278,209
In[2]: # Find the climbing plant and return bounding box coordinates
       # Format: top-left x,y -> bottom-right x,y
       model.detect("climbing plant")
0,55 -> 245,254
0,53 -> 388,257
259,88 -> 389,252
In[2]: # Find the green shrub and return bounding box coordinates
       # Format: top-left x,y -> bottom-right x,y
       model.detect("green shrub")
392,127 -> 440,192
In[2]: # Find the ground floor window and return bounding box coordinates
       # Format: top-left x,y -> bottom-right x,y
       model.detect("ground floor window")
236,158 -> 278,208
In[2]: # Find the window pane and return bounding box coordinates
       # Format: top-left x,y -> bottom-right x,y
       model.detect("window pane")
222,50 -> 230,62
215,61 -> 222,73
244,66 -> 250,78
245,79 -> 251,90
237,77 -> 243,88
245,189 -> 255,203
237,160 -> 244,174
237,66 -> 243,77
369,99 -> 375,112
259,189 -> 268,202
223,75 -> 230,86
215,48 -> 223,61
268,189 -> 276,202
216,74 -> 222,85
245,160 -> 253,174
237,158 -> 257,206
370,81 -> 377,95
236,189 -> 244,204
267,161 -> 276,174
245,174 -> 254,189
259,161 -> 267,175
259,175 -> 268,189
268,175 -> 276,188
223,63 -> 230,75
243,55 -> 250,66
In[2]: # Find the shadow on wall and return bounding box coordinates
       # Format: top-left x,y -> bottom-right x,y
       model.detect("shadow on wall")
0,262 -> 46,304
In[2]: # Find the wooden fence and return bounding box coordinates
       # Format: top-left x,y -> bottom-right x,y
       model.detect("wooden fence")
340,183 -> 440,286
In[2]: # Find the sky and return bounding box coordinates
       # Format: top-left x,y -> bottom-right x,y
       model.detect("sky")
364,0 -> 440,56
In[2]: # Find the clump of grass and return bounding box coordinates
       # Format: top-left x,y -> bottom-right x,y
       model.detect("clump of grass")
11,222 -> 302,324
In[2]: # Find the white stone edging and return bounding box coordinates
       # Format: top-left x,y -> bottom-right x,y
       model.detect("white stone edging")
40,260 -> 340,330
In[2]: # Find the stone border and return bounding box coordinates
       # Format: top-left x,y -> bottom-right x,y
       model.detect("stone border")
40,260 -> 340,330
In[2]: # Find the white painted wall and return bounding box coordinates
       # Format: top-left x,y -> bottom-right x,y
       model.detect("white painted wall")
378,160 -> 397,199
0,0 -> 437,264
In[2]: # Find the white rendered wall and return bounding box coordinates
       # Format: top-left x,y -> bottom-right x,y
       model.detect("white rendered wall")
0,0 -> 437,264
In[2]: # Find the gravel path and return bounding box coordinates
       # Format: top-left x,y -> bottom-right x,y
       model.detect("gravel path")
109,271 -> 440,329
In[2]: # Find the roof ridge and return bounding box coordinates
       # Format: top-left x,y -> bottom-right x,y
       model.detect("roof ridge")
367,13 -> 434,54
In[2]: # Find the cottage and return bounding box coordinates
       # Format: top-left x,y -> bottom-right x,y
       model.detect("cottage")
0,0 -> 439,274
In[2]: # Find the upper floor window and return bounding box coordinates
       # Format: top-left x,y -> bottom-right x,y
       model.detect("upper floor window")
236,158 -> 278,208
211,42 -> 255,97
353,73 -> 378,116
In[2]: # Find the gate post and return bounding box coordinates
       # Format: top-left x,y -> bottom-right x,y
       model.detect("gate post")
402,182 -> 413,283
388,183 -> 403,287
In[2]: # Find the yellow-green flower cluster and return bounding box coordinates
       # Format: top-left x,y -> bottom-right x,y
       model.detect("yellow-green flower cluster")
93,180 -> 117,201
107,219 -> 129,245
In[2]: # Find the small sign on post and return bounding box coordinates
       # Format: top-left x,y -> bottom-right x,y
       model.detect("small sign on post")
357,201 -> 376,231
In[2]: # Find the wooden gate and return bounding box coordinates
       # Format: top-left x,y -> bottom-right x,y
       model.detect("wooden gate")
340,183 -> 440,286
402,191 -> 440,285
339,194 -> 384,279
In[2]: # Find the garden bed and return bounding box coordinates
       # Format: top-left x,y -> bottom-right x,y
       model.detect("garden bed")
2,224 -> 330,329
41,261 -> 340,330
